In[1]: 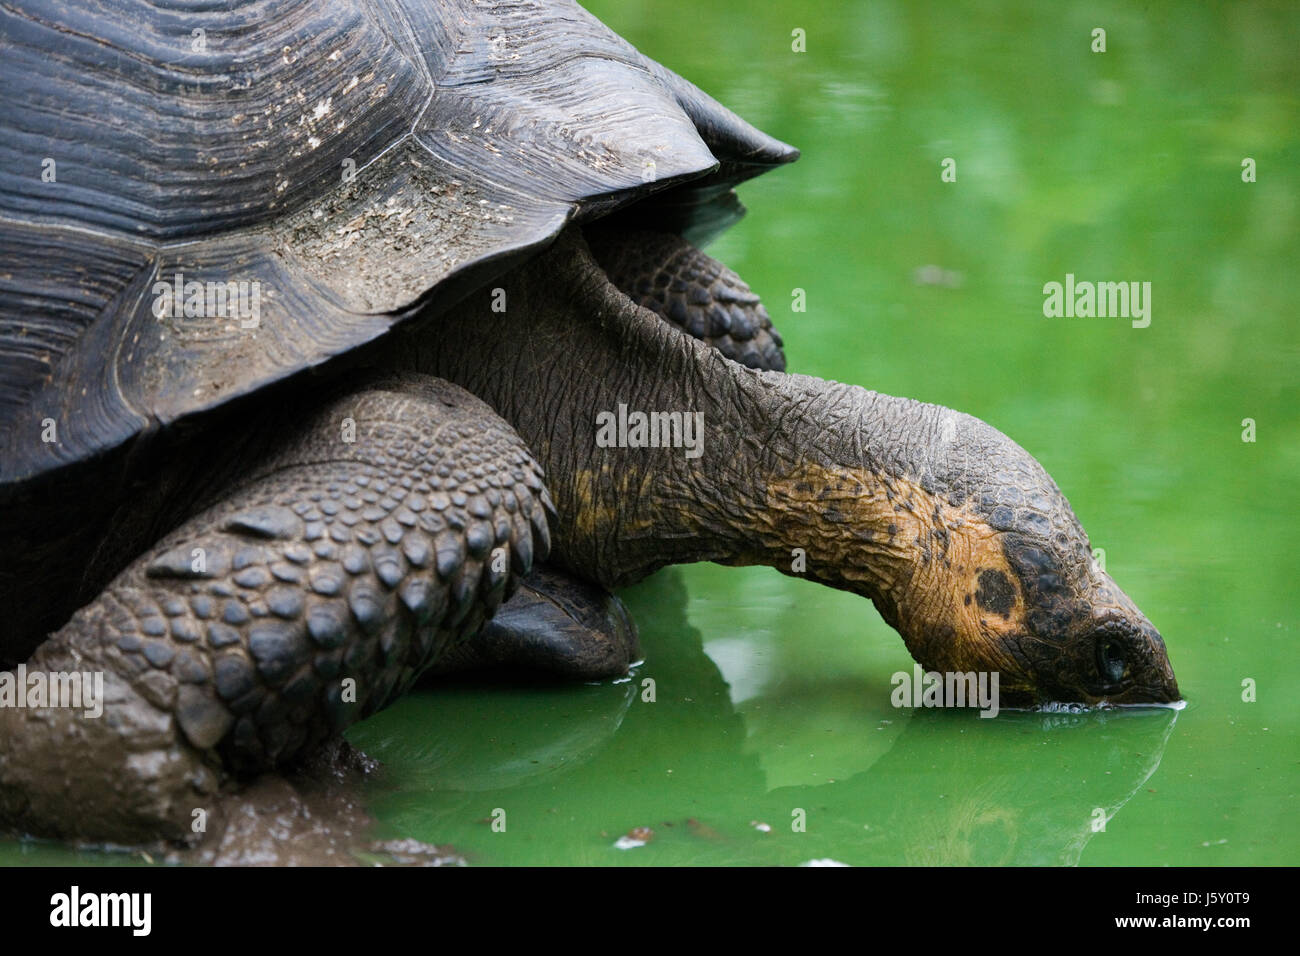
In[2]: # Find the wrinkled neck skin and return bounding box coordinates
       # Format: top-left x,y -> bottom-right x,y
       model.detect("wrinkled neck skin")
390,230 -> 915,589
383,227 -> 1178,705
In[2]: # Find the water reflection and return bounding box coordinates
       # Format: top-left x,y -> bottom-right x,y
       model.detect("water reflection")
352,569 -> 1177,866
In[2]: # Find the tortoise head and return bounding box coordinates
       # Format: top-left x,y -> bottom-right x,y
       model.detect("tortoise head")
831,400 -> 1182,710
890,525 -> 1182,710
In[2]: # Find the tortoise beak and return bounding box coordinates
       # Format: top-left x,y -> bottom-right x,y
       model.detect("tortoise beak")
1149,629 -> 1182,703
1139,632 -> 1182,704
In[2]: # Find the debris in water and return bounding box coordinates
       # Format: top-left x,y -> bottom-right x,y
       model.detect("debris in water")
613,826 -> 653,850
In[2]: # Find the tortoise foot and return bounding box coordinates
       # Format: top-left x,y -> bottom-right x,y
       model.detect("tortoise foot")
424,565 -> 640,681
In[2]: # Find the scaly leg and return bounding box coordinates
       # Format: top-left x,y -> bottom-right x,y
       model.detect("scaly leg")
0,374 -> 549,845
589,225 -> 788,372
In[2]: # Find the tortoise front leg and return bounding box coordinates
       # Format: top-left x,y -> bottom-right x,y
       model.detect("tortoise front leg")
588,225 -> 787,372
0,374 -> 549,845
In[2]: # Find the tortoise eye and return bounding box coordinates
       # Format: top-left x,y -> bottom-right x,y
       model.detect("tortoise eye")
1096,636 -> 1127,684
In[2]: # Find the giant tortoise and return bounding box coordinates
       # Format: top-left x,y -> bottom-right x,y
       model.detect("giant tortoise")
0,0 -> 1179,847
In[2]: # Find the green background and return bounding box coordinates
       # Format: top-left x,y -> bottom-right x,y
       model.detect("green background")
4,0 -> 1295,865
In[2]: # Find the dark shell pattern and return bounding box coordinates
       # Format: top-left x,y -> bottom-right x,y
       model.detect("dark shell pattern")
0,0 -> 795,486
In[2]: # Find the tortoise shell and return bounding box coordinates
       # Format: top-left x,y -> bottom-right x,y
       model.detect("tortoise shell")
0,0 -> 795,485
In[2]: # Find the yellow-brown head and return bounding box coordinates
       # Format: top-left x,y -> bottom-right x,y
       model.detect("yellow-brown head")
766,393 -> 1180,709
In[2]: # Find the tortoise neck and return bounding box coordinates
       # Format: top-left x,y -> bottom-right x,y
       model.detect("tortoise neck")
385,229 -> 937,610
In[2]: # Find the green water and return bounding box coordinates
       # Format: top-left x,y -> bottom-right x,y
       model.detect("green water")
5,0 -> 1296,866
